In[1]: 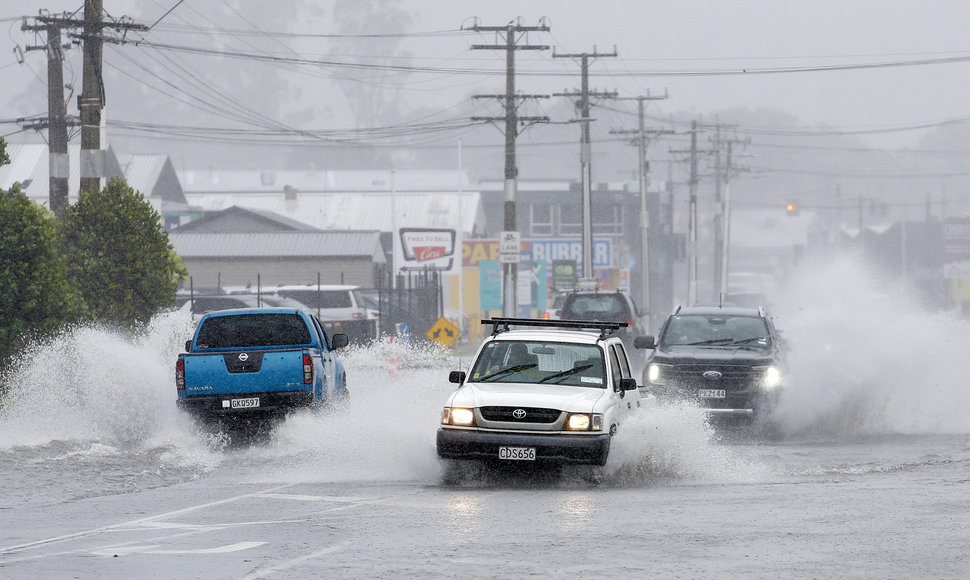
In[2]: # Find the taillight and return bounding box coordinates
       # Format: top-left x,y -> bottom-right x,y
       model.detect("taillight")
542,311 -> 551,320
626,317 -> 633,327
303,352 -> 313,384
176,358 -> 185,390
352,312 -> 363,319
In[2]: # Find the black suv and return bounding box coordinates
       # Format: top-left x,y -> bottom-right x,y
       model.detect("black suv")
557,290 -> 648,352
635,305 -> 787,421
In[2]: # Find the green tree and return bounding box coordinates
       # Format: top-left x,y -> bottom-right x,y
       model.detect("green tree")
59,178 -> 179,327
0,139 -> 85,371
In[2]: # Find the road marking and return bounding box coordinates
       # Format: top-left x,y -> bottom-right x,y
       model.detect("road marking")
90,541 -> 266,557
0,483 -> 293,556
242,541 -> 350,579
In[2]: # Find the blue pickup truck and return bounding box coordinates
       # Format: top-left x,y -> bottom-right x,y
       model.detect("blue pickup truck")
176,308 -> 349,432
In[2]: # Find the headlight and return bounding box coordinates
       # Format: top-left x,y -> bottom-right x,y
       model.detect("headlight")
442,407 -> 475,426
760,366 -> 781,389
647,363 -> 667,385
565,413 -> 603,431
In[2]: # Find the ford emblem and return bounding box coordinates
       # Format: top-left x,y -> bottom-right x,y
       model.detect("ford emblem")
702,370 -> 722,380
238,352 -> 249,361
512,408 -> 527,419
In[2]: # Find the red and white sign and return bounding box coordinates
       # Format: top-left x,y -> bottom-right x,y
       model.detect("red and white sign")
399,228 -> 456,271
413,245 -> 446,262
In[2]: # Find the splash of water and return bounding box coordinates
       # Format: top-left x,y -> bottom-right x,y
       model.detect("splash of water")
771,254 -> 970,437
0,309 -> 772,489
0,310 -> 220,466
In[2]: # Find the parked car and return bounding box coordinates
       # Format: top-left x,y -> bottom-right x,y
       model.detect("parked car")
635,304 -> 787,424
437,317 -> 655,467
271,284 -> 377,342
178,293 -> 310,320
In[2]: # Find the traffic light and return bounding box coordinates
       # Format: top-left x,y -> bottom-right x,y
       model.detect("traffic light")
786,202 -> 800,216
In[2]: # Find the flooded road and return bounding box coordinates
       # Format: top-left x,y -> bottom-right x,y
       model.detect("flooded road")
2,262 -> 970,578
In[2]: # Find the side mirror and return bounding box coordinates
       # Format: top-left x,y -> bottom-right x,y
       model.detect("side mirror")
184,340 -> 192,352
619,377 -> 638,391
449,370 -> 466,384
331,333 -> 350,350
633,335 -> 656,350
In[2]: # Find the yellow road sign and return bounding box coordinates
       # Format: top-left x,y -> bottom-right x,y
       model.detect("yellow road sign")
427,316 -> 460,348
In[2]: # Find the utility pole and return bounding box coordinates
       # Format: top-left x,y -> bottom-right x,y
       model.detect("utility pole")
21,7 -> 145,208
715,135 -> 748,299
611,91 -> 671,326
467,18 -> 550,317
554,47 -> 617,282
687,121 -> 699,305
79,0 -> 104,195
22,13 -> 79,215
75,1 -> 147,194
670,120 -> 716,305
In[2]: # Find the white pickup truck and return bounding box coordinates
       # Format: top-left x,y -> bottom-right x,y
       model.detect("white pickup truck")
437,317 -> 655,467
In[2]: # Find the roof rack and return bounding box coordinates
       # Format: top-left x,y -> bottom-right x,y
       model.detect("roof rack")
484,317 -> 627,339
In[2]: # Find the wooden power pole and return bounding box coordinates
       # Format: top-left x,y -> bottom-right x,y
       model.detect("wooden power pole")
467,18 -> 550,316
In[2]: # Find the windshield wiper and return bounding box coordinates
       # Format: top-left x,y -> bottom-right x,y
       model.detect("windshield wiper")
537,364 -> 592,384
480,363 -> 537,381
684,338 -> 733,346
732,337 -> 766,345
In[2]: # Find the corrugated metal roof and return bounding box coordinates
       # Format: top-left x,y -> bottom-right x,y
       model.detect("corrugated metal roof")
169,231 -> 385,263
120,154 -> 167,197
182,169 -> 471,193
183,191 -> 485,235
0,144 -> 123,206
173,205 -> 322,232
0,143 -> 45,191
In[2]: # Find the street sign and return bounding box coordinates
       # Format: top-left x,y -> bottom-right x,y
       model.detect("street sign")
427,317 -> 460,348
499,231 -> 520,254
499,252 -> 520,264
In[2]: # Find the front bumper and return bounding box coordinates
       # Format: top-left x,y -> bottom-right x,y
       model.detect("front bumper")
177,390 -> 314,421
436,428 -> 611,466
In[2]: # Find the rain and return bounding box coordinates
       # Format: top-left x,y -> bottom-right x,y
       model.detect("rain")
2,2 -> 970,578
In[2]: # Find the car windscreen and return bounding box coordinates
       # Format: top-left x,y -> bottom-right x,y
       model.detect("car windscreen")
661,315 -> 769,347
468,340 -> 607,388
196,313 -> 312,348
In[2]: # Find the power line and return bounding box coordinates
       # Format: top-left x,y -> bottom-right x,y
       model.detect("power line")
149,0 -> 185,30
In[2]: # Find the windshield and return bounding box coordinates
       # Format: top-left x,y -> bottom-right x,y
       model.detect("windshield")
468,340 -> 607,388
661,314 -> 769,348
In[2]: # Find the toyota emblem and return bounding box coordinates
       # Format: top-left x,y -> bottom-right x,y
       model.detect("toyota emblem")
702,370 -> 722,380
512,408 -> 527,420
238,352 -> 249,361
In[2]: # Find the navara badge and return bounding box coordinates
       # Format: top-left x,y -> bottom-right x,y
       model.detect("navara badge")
702,370 -> 722,380
238,352 -> 249,361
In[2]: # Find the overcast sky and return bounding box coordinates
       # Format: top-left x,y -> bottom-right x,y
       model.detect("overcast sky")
4,1 -> 970,150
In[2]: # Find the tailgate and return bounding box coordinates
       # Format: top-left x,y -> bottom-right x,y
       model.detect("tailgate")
182,349 -> 309,396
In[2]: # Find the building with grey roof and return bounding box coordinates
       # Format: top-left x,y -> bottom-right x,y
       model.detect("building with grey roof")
169,230 -> 385,290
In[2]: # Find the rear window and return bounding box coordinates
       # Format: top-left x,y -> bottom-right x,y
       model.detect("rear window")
196,313 -> 312,348
561,294 -> 630,320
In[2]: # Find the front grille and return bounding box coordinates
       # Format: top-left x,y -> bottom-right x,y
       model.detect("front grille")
480,406 -> 562,423
665,365 -> 760,392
